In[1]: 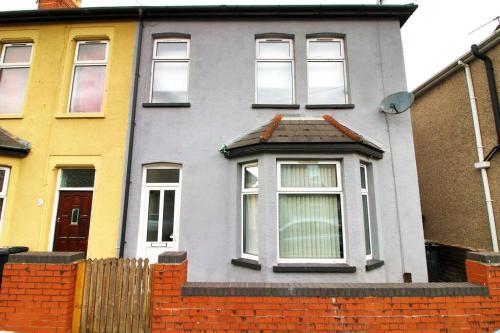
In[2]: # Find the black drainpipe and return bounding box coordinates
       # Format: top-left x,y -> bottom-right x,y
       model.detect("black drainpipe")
471,44 -> 500,161
119,9 -> 143,258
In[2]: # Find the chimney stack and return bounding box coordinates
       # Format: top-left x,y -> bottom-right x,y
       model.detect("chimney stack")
38,0 -> 81,10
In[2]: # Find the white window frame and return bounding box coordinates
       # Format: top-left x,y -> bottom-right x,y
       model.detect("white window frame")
361,163 -> 373,260
306,37 -> 348,104
137,164 -> 182,256
149,38 -> 190,103
0,167 -> 11,234
276,160 -> 346,264
68,40 -> 109,113
255,38 -> 295,104
0,43 -> 34,114
241,162 -> 258,260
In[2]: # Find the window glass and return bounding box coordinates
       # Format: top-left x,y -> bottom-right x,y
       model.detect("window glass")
3,45 -> 32,63
77,43 -> 107,61
244,165 -> 259,189
146,190 -> 160,242
279,193 -> 342,259
0,169 -> 5,193
256,62 -> 293,104
161,190 -> 175,242
360,165 -> 367,189
308,41 -> 341,58
259,41 -> 290,59
156,42 -> 188,59
243,194 -> 258,256
281,164 -> 337,188
152,62 -> 189,103
362,195 -> 371,256
146,169 -> 180,184
307,62 -> 346,104
60,169 -> 95,188
0,68 -> 29,114
69,66 -> 106,113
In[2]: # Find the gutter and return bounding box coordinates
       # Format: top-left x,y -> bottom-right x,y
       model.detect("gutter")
471,44 -> 500,161
118,9 -> 143,258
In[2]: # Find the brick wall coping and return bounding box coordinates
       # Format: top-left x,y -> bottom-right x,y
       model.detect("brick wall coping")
8,251 -> 85,264
181,282 -> 487,297
158,251 -> 187,263
467,251 -> 500,264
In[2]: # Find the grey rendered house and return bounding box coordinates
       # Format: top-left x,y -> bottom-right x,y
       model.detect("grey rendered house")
122,4 -> 428,283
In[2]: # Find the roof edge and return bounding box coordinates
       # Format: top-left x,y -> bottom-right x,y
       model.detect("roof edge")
413,29 -> 500,97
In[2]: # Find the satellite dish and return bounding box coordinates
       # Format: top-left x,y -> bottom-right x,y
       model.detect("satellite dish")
380,91 -> 414,114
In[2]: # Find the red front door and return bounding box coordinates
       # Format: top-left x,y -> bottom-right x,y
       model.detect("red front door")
53,191 -> 93,253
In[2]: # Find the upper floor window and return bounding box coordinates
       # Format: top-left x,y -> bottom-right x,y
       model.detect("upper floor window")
0,43 -> 33,114
307,37 -> 347,104
0,167 -> 10,229
151,38 -> 190,103
69,41 -> 108,113
241,163 -> 258,259
255,38 -> 294,104
277,161 -> 344,263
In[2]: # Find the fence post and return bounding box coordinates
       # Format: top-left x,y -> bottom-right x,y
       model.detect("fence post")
72,260 -> 87,333
0,251 -> 85,333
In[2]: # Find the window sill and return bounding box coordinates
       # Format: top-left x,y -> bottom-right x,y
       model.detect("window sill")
252,104 -> 300,109
0,114 -> 23,119
273,263 -> 356,273
143,102 -> 191,108
55,113 -> 105,119
306,104 -> 355,109
365,259 -> 384,271
231,258 -> 261,271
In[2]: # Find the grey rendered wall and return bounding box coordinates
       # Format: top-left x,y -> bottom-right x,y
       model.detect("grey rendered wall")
124,18 -> 428,283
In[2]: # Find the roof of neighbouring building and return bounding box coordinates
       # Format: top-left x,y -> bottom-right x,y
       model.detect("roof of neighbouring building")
0,127 -> 31,157
0,4 -> 417,27
221,114 -> 384,159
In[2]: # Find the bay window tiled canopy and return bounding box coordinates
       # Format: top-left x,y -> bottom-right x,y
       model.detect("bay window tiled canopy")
220,114 -> 383,159
0,127 -> 30,157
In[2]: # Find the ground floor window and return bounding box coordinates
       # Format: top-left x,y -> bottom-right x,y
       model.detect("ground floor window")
0,167 -> 10,230
360,164 -> 373,259
241,163 -> 258,259
277,161 -> 344,262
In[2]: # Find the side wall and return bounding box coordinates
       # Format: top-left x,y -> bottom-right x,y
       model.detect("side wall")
0,21 -> 137,258
124,18 -> 426,282
412,43 -> 500,250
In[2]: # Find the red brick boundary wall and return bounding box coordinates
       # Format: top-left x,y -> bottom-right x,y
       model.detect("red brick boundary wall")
0,252 -> 84,333
152,251 -> 500,332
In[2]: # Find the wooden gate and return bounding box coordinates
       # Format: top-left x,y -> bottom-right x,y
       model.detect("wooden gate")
75,258 -> 151,333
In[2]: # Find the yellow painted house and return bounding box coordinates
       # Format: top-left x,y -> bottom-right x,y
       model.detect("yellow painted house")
0,4 -> 137,258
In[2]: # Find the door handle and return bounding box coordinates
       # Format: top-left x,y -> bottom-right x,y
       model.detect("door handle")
56,217 -> 60,224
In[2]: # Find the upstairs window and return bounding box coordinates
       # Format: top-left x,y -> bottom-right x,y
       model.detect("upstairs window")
0,167 -> 10,229
241,163 -> 259,259
307,37 -> 347,104
255,38 -> 294,104
69,41 -> 108,113
151,39 -> 190,103
0,43 -> 33,114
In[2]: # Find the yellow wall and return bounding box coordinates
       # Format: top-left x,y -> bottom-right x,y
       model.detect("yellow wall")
0,21 -> 137,258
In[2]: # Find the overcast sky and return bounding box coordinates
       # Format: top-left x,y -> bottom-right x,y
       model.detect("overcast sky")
0,0 -> 498,89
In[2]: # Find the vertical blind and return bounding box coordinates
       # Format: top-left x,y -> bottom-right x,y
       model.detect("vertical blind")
281,164 -> 337,188
243,194 -> 258,256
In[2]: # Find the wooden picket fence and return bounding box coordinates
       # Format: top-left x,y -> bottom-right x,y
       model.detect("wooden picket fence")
73,258 -> 151,333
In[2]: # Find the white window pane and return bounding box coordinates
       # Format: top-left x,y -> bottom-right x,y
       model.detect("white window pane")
3,45 -> 32,64
257,62 -> 293,104
77,43 -> 107,61
360,166 -> 367,190
161,190 -> 175,242
0,169 -> 6,193
279,194 -> 342,259
146,169 -> 180,183
308,62 -> 346,104
146,190 -> 160,242
152,62 -> 189,103
156,42 -> 188,59
244,166 -> 258,189
259,41 -> 290,59
243,194 -> 258,256
70,65 -> 106,113
60,169 -> 95,188
308,41 -> 341,58
281,164 -> 337,188
0,67 -> 29,114
363,195 -> 371,256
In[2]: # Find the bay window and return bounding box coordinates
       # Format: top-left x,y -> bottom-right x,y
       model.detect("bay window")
360,164 -> 373,259
69,41 -> 108,113
151,38 -> 190,103
0,43 -> 33,114
0,167 -> 10,230
255,38 -> 294,104
277,161 -> 344,262
241,163 -> 258,259
307,37 -> 347,104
